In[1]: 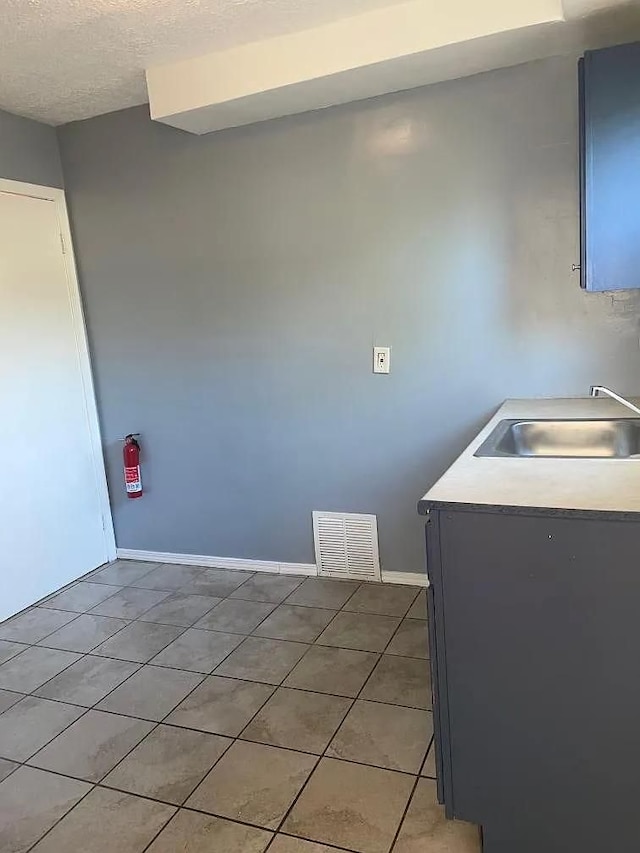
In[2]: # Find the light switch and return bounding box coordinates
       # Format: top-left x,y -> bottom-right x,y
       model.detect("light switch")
373,346 -> 391,374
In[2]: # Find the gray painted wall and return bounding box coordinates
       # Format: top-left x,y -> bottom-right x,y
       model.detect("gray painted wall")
0,108 -> 63,187
58,56 -> 640,573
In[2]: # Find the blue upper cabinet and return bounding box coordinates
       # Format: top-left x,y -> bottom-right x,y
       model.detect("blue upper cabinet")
580,42 -> 640,291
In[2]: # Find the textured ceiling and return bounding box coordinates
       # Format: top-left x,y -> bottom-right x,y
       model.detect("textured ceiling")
0,0 -> 630,126
0,0 -> 410,125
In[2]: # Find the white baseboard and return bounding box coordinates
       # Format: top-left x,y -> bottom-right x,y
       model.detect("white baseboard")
279,562 -> 317,576
116,549 -> 317,577
116,549 -> 425,585
381,570 -> 428,587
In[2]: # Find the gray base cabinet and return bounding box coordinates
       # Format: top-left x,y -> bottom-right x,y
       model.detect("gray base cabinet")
426,508 -> 640,852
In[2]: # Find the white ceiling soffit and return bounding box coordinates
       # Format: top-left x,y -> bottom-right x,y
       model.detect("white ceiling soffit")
146,0 -> 634,135
1,0 -> 414,125
147,0 -> 563,133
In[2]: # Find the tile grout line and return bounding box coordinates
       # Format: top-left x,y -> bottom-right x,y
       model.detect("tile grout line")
88,561 -> 201,589
271,750 -> 323,838
29,563 -> 127,608
173,585 -> 365,843
376,592 -> 433,852
36,614 -> 190,661
10,660 -> 214,782
77,618 -> 268,802
0,642 -> 431,726
10,694 -> 101,853
177,604 -> 321,815
9,731 -> 422,789
0,573 -> 355,709
26,635 -> 229,782
387,767 -> 423,852
419,734 -> 435,778
235,617 -> 358,748
19,754 -> 366,853
11,599 -> 265,853
36,579 -> 245,653
94,618 -> 193,666
4,611 -> 429,654
266,593 -> 424,846
9,640 -> 158,767
28,612 -> 195,698
2,567 -> 431,853
24,779 -> 98,853
4,567 -> 418,628
2,666 -> 430,713
264,829 -> 361,853
4,572 -> 239,672
0,664 -> 433,735
38,577 -> 134,616
346,590 -> 431,714
265,587 -> 384,846
231,663 -> 357,771
0,646 -> 98,711
381,590 -> 424,656
258,591 -> 426,850
0,602 -> 216,769
1,613 -> 430,718
12,750 -> 405,853
136,806 -> 180,853
40,561 -> 243,623
5,611 -> 431,778
5,573 -> 360,643
196,575 -> 361,685
0,609 -> 87,648
281,599 -> 345,641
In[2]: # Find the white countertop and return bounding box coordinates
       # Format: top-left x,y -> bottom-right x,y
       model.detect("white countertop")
419,397 -> 640,515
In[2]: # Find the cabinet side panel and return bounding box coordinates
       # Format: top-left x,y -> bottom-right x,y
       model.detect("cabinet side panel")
425,511 -> 454,816
427,584 -> 444,802
578,57 -> 587,289
583,43 -> 640,291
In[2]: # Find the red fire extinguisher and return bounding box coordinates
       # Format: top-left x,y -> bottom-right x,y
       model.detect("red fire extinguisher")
123,434 -> 143,499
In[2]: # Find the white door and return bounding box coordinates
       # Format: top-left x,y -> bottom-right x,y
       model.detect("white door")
0,183 -> 113,621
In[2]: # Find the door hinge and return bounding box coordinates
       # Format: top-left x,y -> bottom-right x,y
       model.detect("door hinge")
59,231 -> 66,255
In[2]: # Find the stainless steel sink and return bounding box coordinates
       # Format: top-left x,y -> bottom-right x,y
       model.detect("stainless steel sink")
475,419 -> 640,459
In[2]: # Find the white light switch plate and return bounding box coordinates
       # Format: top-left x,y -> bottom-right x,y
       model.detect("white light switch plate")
373,346 -> 391,374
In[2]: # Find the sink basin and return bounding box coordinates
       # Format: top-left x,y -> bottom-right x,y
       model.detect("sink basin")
475,419 -> 640,459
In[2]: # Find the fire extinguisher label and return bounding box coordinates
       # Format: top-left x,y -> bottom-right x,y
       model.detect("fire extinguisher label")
125,466 -> 141,491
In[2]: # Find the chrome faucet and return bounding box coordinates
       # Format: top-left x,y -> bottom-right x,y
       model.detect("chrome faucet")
589,385 -> 640,417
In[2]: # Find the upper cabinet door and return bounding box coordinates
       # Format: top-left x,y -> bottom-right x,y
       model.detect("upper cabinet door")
580,42 -> 640,291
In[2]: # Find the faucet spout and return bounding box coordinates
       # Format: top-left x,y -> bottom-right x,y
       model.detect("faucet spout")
589,385 -> 640,417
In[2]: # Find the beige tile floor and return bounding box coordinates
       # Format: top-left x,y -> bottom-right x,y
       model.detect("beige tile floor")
0,561 -> 480,853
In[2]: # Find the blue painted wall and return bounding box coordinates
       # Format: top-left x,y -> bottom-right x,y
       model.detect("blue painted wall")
0,108 -> 63,187
57,56 -> 640,573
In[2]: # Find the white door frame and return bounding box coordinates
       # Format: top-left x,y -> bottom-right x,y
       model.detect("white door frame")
0,178 -> 116,563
